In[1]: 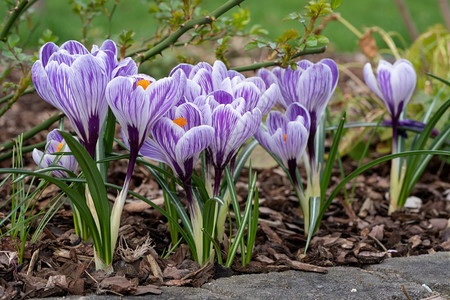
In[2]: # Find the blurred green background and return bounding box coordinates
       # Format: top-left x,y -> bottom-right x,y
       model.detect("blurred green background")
0,0 -> 445,51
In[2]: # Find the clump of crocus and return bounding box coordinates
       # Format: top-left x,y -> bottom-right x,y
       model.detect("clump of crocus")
32,40 -> 137,158
257,59 -> 338,235
106,70 -> 186,260
32,129 -> 78,178
139,100 -> 214,262
364,59 -> 417,214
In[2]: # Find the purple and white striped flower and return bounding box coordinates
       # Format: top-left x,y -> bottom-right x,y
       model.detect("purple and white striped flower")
139,102 -> 214,186
204,90 -> 262,194
170,60 -> 280,115
255,103 -> 310,177
32,40 -> 137,157
363,59 -> 416,121
262,59 -> 338,164
106,70 -> 185,256
267,59 -> 338,129
32,129 -> 78,178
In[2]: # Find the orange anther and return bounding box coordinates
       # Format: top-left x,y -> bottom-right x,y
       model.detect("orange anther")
56,142 -> 64,152
283,134 -> 287,143
136,79 -> 151,90
173,117 -> 187,128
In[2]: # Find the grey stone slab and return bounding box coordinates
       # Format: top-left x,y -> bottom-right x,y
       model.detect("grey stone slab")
365,251 -> 450,295
40,253 -> 450,300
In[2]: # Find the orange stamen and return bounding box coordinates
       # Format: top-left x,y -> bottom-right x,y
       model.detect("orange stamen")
283,134 -> 287,143
136,79 -> 151,90
173,117 -> 187,128
56,142 -> 64,152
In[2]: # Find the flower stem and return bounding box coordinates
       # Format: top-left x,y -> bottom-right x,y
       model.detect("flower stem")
213,167 -> 223,197
388,117 -> 400,215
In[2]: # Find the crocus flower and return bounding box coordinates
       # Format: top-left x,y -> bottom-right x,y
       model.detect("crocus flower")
363,59 -> 416,122
264,59 -> 338,165
32,40 -> 137,157
204,90 -> 262,195
255,103 -> 310,178
32,129 -> 78,178
171,60 -> 280,115
364,59 -> 417,215
106,70 -> 186,254
139,102 -> 214,191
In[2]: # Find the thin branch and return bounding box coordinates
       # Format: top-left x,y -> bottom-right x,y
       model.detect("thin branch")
393,0 -> 419,41
0,0 -> 32,41
0,141 -> 46,162
136,0 -> 245,63
0,112 -> 64,152
438,0 -> 450,30
231,46 -> 327,72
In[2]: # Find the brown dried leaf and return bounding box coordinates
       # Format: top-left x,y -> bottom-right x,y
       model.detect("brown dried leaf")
134,284 -> 162,295
99,276 -> 137,294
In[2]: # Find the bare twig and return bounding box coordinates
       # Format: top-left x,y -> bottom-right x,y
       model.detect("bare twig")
401,285 -> 413,300
231,46 -> 327,72
0,0 -> 35,41
393,0 -> 419,40
437,0 -> 450,30
137,0 -> 245,63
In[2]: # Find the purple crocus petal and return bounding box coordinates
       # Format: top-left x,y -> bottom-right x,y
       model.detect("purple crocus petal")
254,127 -> 280,157
189,62 -> 213,79
170,63 -> 194,77
227,70 -> 245,80
39,42 -> 59,67
32,61 -> 61,109
297,59 -> 314,70
175,125 -> 214,164
257,83 -> 280,115
208,90 -> 234,107
64,55 -> 109,144
148,69 -> 186,122
390,59 -> 416,117
48,50 -> 76,66
192,68 -> 214,94
139,137 -> 170,164
296,63 -> 333,126
274,121 -> 309,165
255,106 -> 309,167
60,40 -> 89,55
193,95 -> 212,126
320,58 -> 339,92
266,111 -> 288,135
286,102 -> 310,130
377,60 -> 396,116
246,76 -> 266,92
212,60 -> 229,90
363,62 -> 384,101
257,68 -> 278,88
219,77 -> 233,94
112,57 -> 138,78
184,80 -> 202,102
210,105 -> 261,168
99,39 -> 117,55
174,102 -> 203,130
364,59 -> 416,120
33,129 -> 79,177
233,81 -> 260,111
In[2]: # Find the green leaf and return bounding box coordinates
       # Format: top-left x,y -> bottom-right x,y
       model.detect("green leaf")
331,0 -> 343,10
305,196 -> 320,252
320,113 -> 346,202
58,131 -> 111,263
7,34 -> 19,48
315,149 -> 450,233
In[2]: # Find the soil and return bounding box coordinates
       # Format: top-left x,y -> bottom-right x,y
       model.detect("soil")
0,64 -> 448,299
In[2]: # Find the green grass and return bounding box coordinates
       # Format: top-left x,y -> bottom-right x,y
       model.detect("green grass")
0,0 -> 445,52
